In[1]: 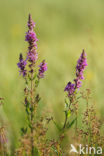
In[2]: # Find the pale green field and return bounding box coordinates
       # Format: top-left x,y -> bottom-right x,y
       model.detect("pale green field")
0,0 -> 104,151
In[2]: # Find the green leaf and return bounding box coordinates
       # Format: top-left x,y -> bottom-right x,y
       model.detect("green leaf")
25,98 -> 30,107
66,118 -> 76,129
28,123 -> 32,129
67,110 -> 71,118
64,109 -> 71,118
35,94 -> 41,103
65,98 -> 69,108
26,107 -> 30,115
52,120 -> 61,131
25,79 -> 28,85
28,74 -> 32,81
33,74 -> 37,80
51,146 -> 58,155
21,127 -> 27,135
30,107 -> 34,112
35,79 -> 39,87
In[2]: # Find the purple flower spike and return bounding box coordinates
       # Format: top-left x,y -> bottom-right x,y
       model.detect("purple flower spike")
17,53 -> 27,77
75,49 -> 87,88
76,50 -> 87,80
26,14 -> 38,65
38,60 -> 47,78
25,14 -> 38,46
64,50 -> 87,97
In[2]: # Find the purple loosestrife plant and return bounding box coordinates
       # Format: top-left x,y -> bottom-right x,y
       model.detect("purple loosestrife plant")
63,50 -> 87,130
17,14 -> 47,156
50,50 -> 87,155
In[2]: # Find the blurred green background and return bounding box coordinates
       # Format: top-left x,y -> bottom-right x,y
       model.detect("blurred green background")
0,0 -> 104,151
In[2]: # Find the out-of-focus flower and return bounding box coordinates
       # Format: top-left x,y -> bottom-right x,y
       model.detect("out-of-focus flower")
17,53 -> 27,77
38,60 -> 47,78
0,127 -> 7,144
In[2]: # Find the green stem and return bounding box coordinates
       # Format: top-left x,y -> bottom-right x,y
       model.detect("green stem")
63,113 -> 67,130
30,72 -> 34,156
63,100 -> 72,130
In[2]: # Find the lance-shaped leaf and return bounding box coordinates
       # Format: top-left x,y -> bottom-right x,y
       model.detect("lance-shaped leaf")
66,118 -> 77,129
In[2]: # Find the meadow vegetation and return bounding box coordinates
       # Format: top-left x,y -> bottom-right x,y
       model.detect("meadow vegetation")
0,0 -> 104,155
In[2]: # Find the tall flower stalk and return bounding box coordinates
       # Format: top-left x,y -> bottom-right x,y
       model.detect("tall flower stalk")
63,50 -> 87,131
17,14 -> 47,156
